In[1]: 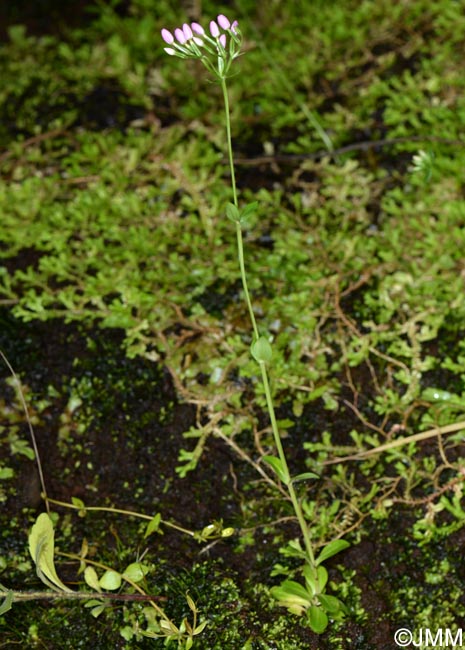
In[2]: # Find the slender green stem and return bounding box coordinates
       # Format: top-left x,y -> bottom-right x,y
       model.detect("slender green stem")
220,74 -> 316,570
221,78 -> 238,207
221,77 -> 260,340
259,362 -> 315,567
46,496 -> 197,537
236,222 -> 260,340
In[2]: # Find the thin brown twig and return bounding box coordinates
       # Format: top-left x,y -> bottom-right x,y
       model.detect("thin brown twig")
0,350 -> 49,514
0,128 -> 67,163
233,135 -> 465,166
0,590 -> 166,603
390,473 -> 465,507
323,420 -> 465,464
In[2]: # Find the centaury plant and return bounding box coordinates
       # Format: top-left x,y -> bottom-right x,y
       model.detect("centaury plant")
161,14 -> 349,634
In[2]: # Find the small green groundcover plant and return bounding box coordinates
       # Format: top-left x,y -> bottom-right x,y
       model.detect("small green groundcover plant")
0,11 -> 348,645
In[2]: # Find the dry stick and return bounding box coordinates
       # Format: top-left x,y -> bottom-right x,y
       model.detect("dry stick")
233,135 -> 465,166
0,127 -> 66,162
0,590 -> 166,603
0,350 -> 49,514
323,420 -> 465,465
213,426 -> 288,499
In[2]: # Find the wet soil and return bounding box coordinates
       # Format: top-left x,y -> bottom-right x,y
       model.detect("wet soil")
1,310 -> 465,648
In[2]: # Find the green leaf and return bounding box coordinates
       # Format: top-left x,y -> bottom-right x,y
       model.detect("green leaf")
71,497 -> 86,517
303,564 -> 328,595
186,592 -> 197,613
144,513 -> 163,538
0,589 -> 14,615
263,455 -> 289,483
317,593 -> 342,614
98,569 -> 122,591
84,566 -> 101,592
226,201 -> 259,225
226,203 -> 240,223
9,437 -> 35,460
71,497 -> 85,508
270,580 -> 312,615
291,471 -> 320,484
193,619 -> 208,635
28,513 -> 73,593
315,539 -> 350,565
120,625 -> 135,641
84,598 -> 106,608
251,336 -> 273,363
89,603 -> 107,618
307,605 -> 328,633
122,562 -> 149,583
239,201 -> 259,221
280,538 -> 307,560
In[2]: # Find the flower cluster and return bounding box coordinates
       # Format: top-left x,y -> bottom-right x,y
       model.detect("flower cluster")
161,14 -> 242,78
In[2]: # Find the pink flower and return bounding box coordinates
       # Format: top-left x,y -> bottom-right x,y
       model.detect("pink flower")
191,22 -> 205,35
217,14 -> 230,30
161,28 -> 174,44
182,23 -> 193,40
161,15 -> 242,72
209,20 -> 220,38
174,28 -> 186,44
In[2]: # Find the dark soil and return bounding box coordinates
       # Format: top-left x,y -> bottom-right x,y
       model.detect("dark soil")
1,310 -> 465,648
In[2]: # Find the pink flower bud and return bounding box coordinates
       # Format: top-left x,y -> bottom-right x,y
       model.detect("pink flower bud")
191,22 -> 205,35
209,20 -> 220,38
217,14 -> 230,30
164,47 -> 176,56
219,34 -> 226,48
193,37 -> 204,47
174,28 -> 186,44
231,20 -> 239,34
182,23 -> 193,40
161,28 -> 174,44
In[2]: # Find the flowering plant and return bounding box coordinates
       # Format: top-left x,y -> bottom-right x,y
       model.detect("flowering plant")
161,14 -> 349,635
161,14 -> 242,79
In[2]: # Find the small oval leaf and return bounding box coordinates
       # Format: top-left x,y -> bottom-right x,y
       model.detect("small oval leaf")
99,569 -> 121,591
315,539 -> 350,566
308,605 -> 328,634
239,201 -> 259,222
291,471 -> 320,484
122,562 -> 149,583
84,566 -> 101,592
317,593 -> 343,614
144,513 -> 163,538
251,336 -> 272,363
226,203 -> 240,223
